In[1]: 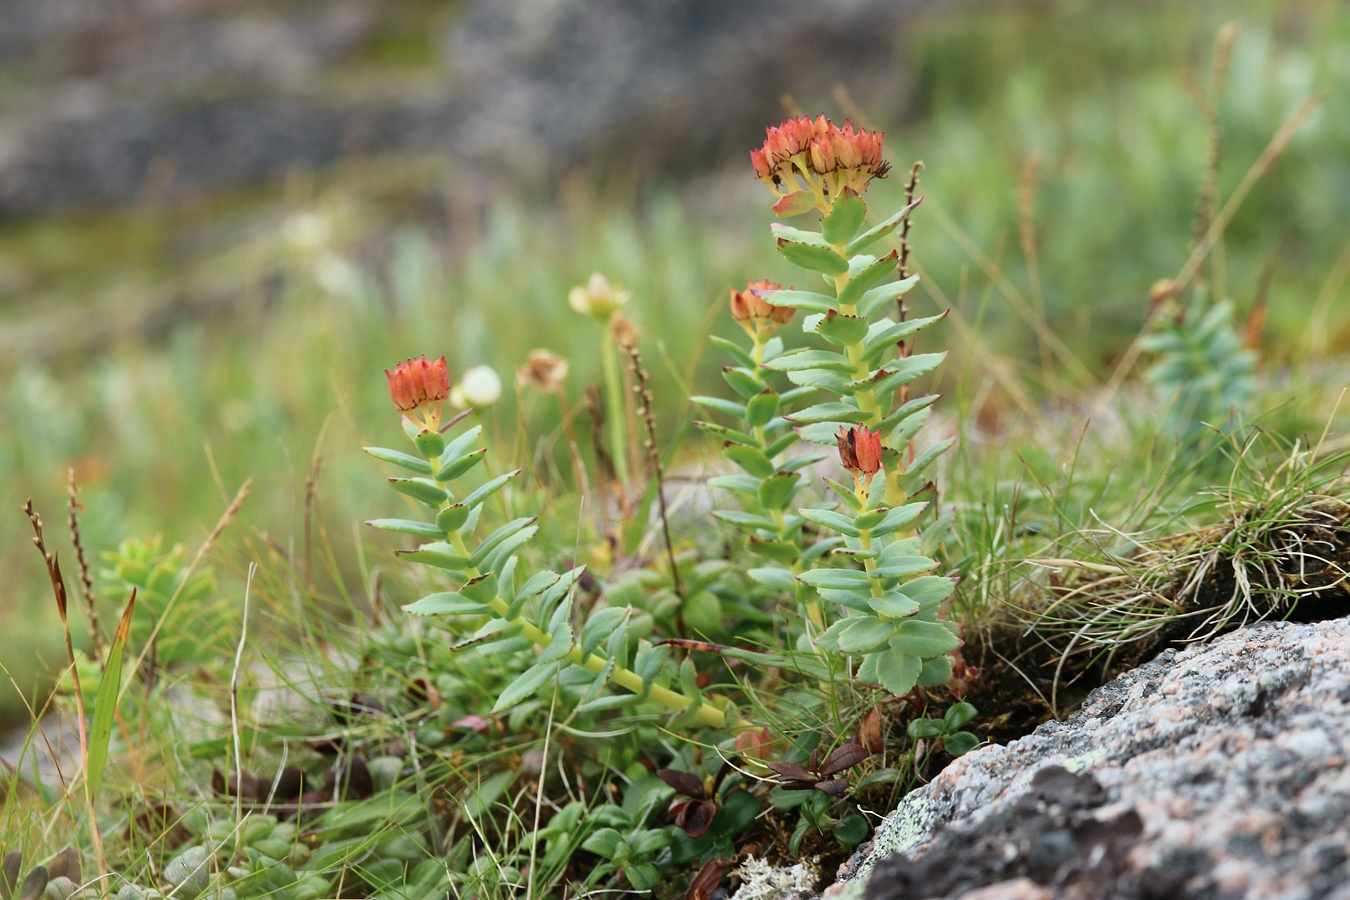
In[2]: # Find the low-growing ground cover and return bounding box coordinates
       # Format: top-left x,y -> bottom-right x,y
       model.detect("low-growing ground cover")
2,3 -> 1349,898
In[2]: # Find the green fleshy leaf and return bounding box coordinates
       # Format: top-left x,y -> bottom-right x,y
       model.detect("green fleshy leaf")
364,446 -> 432,475
861,312 -> 947,363
888,619 -> 962,656
838,251 -> 899,309
634,640 -> 671,692
905,438 -> 955,477
874,648 -> 922,696
692,396 -> 749,419
707,473 -> 761,495
460,573 -> 499,603
412,429 -> 445,457
885,406 -> 932,449
403,591 -> 488,616
877,536 -> 924,565
796,568 -> 873,590
877,393 -> 941,432
493,662 -> 559,712
943,732 -> 981,757
773,190 -> 818,217
725,444 -> 777,478
481,527 -> 540,574
721,367 -> 764,400
799,507 -> 861,537
763,349 -> 855,374
765,432 -> 800,457
577,693 -> 640,713
389,477 -> 448,506
515,570 -> 561,603
857,352 -> 947,395
816,587 -> 874,612
918,655 -> 955,689
580,607 -> 629,659
836,616 -> 897,653
537,618 -> 574,666
821,188 -> 868,245
757,471 -> 801,511
366,518 -> 444,539
784,368 -> 854,393
744,390 -> 781,428
435,504 -> 470,533
438,425 -> 484,467
777,238 -> 849,275
866,592 -> 920,618
872,556 -> 939,581
770,223 -> 829,244
694,421 -> 759,447
779,452 -> 828,473
785,401 -> 870,425
461,470 -> 520,509
468,517 -> 537,569
845,197 -> 921,255
813,617 -> 850,651
814,311 -> 871,347
796,421 -> 855,445
748,566 -> 798,590
748,538 -> 802,564
395,542 -> 469,570
759,289 -> 836,314
945,701 -> 978,730
856,273 -> 922,318
900,575 -> 956,609
714,510 -> 779,530
434,447 -> 487,482
821,477 -> 863,511
870,502 -> 930,538
710,335 -> 755,367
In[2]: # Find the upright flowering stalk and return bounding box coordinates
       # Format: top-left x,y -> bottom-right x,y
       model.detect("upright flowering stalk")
740,116 -> 958,696
367,355 -> 727,727
693,282 -> 830,630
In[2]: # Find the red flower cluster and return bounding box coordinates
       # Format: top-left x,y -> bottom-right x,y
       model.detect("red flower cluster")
751,116 -> 890,199
385,355 -> 450,428
729,280 -> 793,328
837,424 -> 883,476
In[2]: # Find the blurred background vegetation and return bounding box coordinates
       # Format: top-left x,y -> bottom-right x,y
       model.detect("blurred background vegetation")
1,0 -> 1346,727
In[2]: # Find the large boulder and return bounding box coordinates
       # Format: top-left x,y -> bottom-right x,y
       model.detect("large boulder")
0,0 -> 941,215
827,617 -> 1350,900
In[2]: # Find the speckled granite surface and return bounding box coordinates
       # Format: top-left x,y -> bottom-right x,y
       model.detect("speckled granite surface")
821,617 -> 1350,900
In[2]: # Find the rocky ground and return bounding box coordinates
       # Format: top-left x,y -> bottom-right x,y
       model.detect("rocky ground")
0,0 -> 942,216
819,617 -> 1350,900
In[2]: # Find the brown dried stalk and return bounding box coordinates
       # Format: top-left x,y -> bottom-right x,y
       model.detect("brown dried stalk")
66,469 -> 106,668
623,342 -> 683,597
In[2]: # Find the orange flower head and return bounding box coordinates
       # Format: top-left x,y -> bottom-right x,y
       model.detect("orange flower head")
385,355 -> 449,428
729,280 -> 793,329
837,424 -> 883,476
752,116 -> 890,202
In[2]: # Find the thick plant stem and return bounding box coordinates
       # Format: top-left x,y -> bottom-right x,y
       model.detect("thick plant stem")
427,450 -> 725,728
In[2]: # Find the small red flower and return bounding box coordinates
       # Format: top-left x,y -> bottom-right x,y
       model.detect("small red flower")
836,424 -> 883,476
385,355 -> 449,429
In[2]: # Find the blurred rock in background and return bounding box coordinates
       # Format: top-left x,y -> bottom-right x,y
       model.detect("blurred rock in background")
0,0 -> 937,216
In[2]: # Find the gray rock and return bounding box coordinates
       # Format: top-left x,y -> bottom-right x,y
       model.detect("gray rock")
0,0 -> 953,215
826,618 -> 1350,900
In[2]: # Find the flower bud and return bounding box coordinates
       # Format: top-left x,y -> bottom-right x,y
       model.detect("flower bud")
517,349 -> 570,392
568,272 -> 630,318
729,280 -> 792,327
836,424 -> 883,475
453,365 -> 502,409
385,356 -> 450,430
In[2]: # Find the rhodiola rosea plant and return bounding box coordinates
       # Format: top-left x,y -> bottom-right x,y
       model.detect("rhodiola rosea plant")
360,115 -> 969,893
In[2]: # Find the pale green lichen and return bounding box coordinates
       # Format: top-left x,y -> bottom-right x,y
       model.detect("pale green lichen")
730,856 -> 819,899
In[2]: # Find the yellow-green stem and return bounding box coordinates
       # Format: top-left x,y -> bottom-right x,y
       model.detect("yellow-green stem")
599,321 -> 630,489
430,452 -> 724,728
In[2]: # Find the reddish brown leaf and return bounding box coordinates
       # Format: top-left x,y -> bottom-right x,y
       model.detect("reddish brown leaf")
674,799 -> 718,839
764,761 -> 813,782
685,857 -> 730,900
814,778 -> 849,796
657,768 -> 706,799
820,741 -> 869,777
